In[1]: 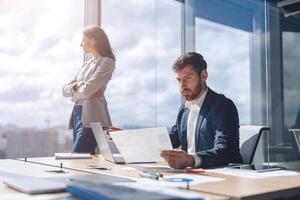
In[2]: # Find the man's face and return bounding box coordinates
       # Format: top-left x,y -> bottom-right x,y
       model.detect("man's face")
175,65 -> 207,101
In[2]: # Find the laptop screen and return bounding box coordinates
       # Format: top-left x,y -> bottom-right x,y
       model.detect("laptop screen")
90,122 -> 115,162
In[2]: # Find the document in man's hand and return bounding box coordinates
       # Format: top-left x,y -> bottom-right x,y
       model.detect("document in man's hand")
110,127 -> 173,163
54,153 -> 92,160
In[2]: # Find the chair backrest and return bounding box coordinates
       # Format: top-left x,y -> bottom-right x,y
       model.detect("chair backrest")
289,129 -> 300,153
239,126 -> 270,165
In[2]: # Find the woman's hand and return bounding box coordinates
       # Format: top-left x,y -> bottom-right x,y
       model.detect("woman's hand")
93,90 -> 103,98
72,82 -> 78,91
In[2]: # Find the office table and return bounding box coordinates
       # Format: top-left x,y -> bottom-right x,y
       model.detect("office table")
17,156 -> 300,200
0,159 -> 91,199
1,157 -> 226,200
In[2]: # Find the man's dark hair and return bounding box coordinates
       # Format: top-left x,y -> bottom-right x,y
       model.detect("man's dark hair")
172,52 -> 207,73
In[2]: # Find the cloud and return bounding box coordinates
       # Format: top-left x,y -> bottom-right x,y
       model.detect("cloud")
0,0 -> 84,127
195,18 -> 251,123
102,0 -> 183,127
0,0 -> 257,128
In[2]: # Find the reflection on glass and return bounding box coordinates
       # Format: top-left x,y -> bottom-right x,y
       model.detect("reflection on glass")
184,0 -> 267,163
102,0 -> 181,128
195,18 -> 250,124
283,32 -> 300,129
281,31 -> 300,161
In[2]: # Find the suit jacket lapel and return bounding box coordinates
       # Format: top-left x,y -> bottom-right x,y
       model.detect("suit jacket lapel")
181,107 -> 189,151
83,59 -> 100,81
195,88 -> 213,150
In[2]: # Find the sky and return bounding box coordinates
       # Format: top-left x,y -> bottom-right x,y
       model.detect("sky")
0,0 -> 84,128
1,0 -> 297,129
195,18 -> 251,124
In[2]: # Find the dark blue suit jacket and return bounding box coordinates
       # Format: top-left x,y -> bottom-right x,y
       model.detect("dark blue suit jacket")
169,88 -> 243,168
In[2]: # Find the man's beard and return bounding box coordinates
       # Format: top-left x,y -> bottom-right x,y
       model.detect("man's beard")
181,89 -> 196,101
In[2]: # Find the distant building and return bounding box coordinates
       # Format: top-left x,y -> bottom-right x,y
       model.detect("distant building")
1,124 -> 71,159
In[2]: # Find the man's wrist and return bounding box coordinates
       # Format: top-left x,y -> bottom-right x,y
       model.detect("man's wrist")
189,154 -> 195,166
190,153 -> 201,167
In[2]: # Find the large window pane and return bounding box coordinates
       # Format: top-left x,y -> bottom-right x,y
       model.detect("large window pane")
102,0 -> 181,128
195,18 -> 251,124
185,0 -> 267,126
281,31 -> 300,161
184,0 -> 267,163
0,0 -> 84,158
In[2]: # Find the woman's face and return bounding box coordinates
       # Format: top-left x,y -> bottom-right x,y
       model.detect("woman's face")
80,35 -> 94,53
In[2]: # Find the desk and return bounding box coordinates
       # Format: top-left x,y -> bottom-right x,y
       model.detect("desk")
190,171 -> 300,200
17,156 -> 141,179
9,157 -> 226,200
0,159 -> 91,199
18,156 -> 300,200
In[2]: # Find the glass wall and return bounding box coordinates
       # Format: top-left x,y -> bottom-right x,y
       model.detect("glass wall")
184,0 -> 266,126
101,0 -> 182,129
0,0 -> 299,164
282,30 -> 300,161
183,0 -> 300,164
272,10 -> 300,162
195,18 -> 251,124
0,0 -> 84,158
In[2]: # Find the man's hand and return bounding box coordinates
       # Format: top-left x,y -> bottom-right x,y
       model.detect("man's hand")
160,149 -> 195,169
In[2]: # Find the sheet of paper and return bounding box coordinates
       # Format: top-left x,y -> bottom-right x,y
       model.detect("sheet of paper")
136,174 -> 224,188
130,164 -> 184,173
110,127 -> 173,163
207,168 -> 299,179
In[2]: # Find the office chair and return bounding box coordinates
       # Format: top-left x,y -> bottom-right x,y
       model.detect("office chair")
239,125 -> 270,165
289,129 -> 300,153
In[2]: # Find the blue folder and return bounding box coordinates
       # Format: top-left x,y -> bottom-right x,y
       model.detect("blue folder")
66,181 -> 203,200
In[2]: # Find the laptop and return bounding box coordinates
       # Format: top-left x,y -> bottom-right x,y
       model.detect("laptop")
90,122 -> 125,164
3,177 -> 65,194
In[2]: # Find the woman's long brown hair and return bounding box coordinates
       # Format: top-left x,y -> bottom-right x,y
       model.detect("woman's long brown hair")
83,25 -> 115,60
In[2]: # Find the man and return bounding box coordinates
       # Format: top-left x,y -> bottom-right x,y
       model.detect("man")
161,52 -> 243,169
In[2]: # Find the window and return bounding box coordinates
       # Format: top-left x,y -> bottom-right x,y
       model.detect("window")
0,0 -> 84,158
102,0 -> 182,128
184,0 -> 267,125
195,18 -> 251,124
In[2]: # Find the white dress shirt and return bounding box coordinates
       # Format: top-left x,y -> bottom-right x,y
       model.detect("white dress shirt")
185,87 -> 208,167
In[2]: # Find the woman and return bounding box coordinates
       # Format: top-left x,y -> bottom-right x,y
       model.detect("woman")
62,25 -> 115,153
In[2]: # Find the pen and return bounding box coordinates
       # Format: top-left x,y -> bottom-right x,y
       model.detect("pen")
139,171 -> 162,180
87,166 -> 110,170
